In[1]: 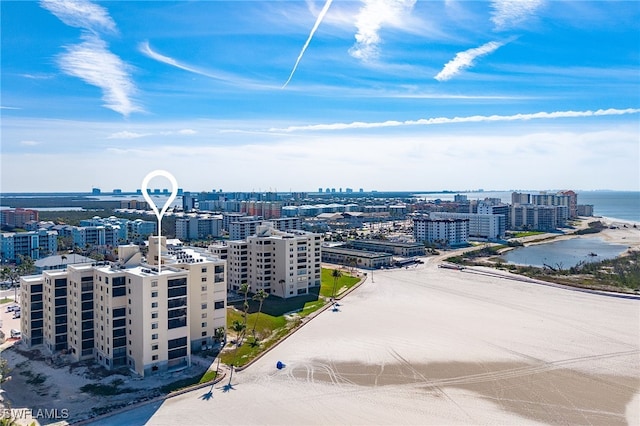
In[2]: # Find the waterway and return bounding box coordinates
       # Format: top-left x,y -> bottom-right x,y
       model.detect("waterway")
501,237 -> 629,269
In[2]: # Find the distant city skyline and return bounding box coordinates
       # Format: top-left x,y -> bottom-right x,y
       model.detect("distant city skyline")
2,1 -> 639,192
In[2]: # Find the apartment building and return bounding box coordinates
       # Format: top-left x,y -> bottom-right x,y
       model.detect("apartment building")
20,238 -> 227,377
0,229 -> 58,263
268,217 -> 302,232
246,225 -> 322,298
209,225 -> 321,298
412,216 -> 470,246
175,216 -> 223,240
509,204 -> 567,231
229,219 -> 263,240
1,208 -> 39,228
430,212 -> 505,240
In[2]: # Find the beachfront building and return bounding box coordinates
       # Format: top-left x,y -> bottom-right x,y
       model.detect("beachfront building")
348,240 -> 425,257
577,204 -> 594,216
209,225 -> 321,298
509,204 -> 567,231
246,225 -> 322,298
19,238 -> 227,377
412,216 -> 470,246
430,212 -> 506,240
321,246 -> 393,269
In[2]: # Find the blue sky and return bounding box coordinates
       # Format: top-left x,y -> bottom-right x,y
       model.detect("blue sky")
1,0 -> 639,193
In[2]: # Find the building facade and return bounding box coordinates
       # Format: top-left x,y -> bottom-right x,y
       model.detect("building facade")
412,216 -> 470,246
20,238 -> 227,377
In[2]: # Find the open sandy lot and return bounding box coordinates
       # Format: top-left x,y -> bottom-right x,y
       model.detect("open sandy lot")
101,245 -> 640,425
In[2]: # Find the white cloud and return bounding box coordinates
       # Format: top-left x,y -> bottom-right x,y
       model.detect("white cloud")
0,106 -> 21,110
349,0 -> 417,62
283,0 -> 333,88
435,41 -> 506,81
107,131 -> 150,139
491,0 -> 543,31
20,141 -> 40,146
58,35 -> 142,116
40,0 -> 117,34
139,41 -> 274,90
270,108 -> 640,132
159,129 -> 198,136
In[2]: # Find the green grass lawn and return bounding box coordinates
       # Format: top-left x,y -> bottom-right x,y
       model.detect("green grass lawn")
0,297 -> 13,304
221,268 -> 362,367
511,231 -> 546,238
319,268 -> 360,298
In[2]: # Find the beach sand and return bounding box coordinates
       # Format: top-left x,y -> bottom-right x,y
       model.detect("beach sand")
107,242 -> 640,426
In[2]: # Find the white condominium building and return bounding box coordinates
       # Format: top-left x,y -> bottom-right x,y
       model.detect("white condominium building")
412,216 -> 470,246
20,238 -> 227,377
209,224 -> 321,298
430,212 -> 505,240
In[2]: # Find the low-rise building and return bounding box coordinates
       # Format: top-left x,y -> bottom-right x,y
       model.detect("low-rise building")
321,246 -> 393,269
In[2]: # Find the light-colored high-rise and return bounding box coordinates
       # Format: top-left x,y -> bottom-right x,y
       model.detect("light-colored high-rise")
20,238 -> 227,377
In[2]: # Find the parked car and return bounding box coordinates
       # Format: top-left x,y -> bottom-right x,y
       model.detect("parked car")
13,311 -> 21,319
6,305 -> 18,313
10,329 -> 21,338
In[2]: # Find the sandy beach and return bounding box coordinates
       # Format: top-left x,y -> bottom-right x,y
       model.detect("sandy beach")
99,226 -> 640,426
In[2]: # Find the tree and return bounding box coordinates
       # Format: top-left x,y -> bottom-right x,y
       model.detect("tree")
331,269 -> 342,300
230,320 -> 245,346
278,279 -> 285,297
250,289 -> 269,340
238,283 -> 250,345
1,255 -> 35,302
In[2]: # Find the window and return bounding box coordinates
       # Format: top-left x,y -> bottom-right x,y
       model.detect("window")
152,344 -> 158,350
201,286 -> 207,292
214,301 -> 224,310
151,302 -> 158,308
201,277 -> 207,282
201,331 -> 207,337
201,267 -> 207,273
201,322 -> 207,328
152,355 -> 158,361
151,281 -> 158,287
201,313 -> 207,318
151,312 -> 158,319
151,291 -> 158,298
152,323 -> 158,329
201,303 -> 207,310
152,334 -> 158,340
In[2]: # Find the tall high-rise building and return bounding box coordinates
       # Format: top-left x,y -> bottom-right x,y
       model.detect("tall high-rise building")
20,238 -> 227,377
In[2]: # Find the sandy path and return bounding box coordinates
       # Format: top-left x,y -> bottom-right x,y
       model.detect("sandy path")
101,256 -> 640,426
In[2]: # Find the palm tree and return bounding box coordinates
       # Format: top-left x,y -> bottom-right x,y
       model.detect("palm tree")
250,289 -> 269,339
1,255 -> 35,303
238,283 -> 250,344
331,269 -> 342,300
230,320 -> 245,346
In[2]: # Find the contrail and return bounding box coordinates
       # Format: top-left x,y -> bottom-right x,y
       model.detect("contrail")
282,0 -> 333,89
